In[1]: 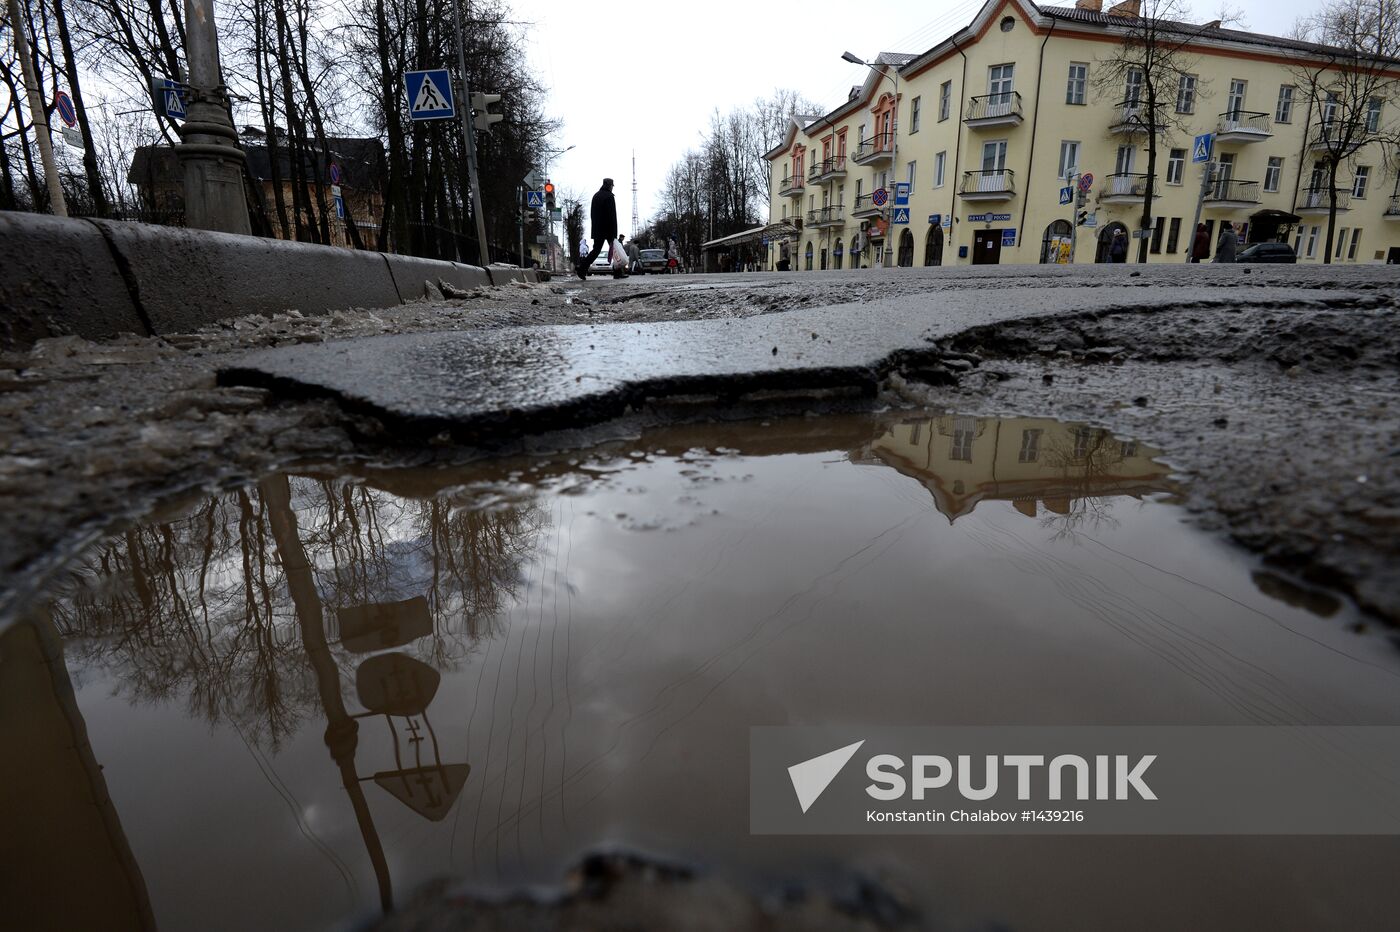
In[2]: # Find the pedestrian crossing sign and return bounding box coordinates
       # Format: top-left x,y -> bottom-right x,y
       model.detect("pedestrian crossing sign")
526,190 -> 545,208
405,69 -> 455,121
891,207 -> 911,225
1192,133 -> 1213,163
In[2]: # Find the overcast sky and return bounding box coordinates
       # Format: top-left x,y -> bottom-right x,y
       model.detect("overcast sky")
510,0 -> 1310,231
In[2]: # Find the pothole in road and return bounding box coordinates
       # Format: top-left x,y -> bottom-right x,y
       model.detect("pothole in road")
5,411 -> 1396,930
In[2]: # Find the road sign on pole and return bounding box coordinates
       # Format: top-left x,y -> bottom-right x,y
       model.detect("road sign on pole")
328,162 -> 342,185
523,169 -> 544,189
1193,133 -> 1213,163
1059,186 -> 1073,205
891,206 -> 911,224
526,190 -> 545,208
405,69 -> 455,120
1078,172 -> 1094,193
894,182 -> 911,206
54,90 -> 76,128
871,187 -> 889,207
151,77 -> 187,120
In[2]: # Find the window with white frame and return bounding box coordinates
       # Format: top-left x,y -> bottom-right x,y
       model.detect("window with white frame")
1305,225 -> 1319,258
982,139 -> 1008,173
907,161 -> 916,189
1294,224 -> 1305,254
1349,228 -> 1362,260
939,81 -> 952,121
1067,63 -> 1087,104
1264,157 -> 1283,192
934,151 -> 946,187
1354,166 -> 1371,198
1058,141 -> 1080,179
1276,85 -> 1294,123
1018,429 -> 1042,463
1125,67 -> 1143,106
911,96 -> 922,133
988,63 -> 1014,100
1366,98 -> 1382,133
1176,73 -> 1197,113
1166,148 -> 1185,185
1336,226 -> 1349,257
1226,79 -> 1247,118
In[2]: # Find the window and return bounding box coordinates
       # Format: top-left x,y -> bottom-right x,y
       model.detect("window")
1354,166 -> 1371,199
1166,148 -> 1185,185
1150,216 -> 1165,254
1058,140 -> 1080,179
1176,73 -> 1197,114
910,96 -> 921,133
855,179 -> 863,200
1305,225 -> 1319,258
907,161 -> 916,189
951,428 -> 974,461
1114,144 -> 1135,175
1264,156 -> 1283,193
1294,224 -> 1305,254
1018,429 -> 1041,463
1226,79 -> 1247,118
1366,98 -> 1382,133
982,139 -> 1008,172
1322,92 -> 1339,125
1125,67 -> 1143,106
1216,152 -> 1235,182
1336,227 -> 1349,258
939,81 -> 952,121
1067,63 -> 1087,105
1275,85 -> 1294,123
1167,217 -> 1182,253
1349,228 -> 1362,260
858,123 -> 866,144
934,151 -> 947,188
989,64 -> 1014,103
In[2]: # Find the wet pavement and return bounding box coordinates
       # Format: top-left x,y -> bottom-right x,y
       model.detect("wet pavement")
7,413 -> 1400,931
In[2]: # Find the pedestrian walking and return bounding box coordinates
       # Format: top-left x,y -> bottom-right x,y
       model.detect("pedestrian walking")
577,178 -> 618,279
1109,229 -> 1128,263
1213,224 -> 1238,263
666,236 -> 679,273
1190,223 -> 1210,263
623,235 -> 641,273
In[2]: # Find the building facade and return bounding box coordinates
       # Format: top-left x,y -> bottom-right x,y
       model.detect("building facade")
764,0 -> 1400,268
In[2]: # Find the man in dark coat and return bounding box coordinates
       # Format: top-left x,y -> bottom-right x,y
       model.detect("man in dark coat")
577,178 -> 618,278
1190,223 -> 1211,262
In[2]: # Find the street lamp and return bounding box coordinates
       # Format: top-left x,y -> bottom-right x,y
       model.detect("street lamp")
537,144 -> 575,270
842,52 -> 900,268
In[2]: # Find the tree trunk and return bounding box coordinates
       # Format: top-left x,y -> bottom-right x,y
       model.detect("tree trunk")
53,0 -> 108,215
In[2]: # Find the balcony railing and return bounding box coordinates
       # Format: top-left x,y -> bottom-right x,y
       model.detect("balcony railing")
1385,195 -> 1400,218
778,174 -> 805,197
1216,110 -> 1272,140
808,156 -> 847,182
1203,178 -> 1262,205
964,92 -> 1024,125
1296,186 -> 1351,212
1108,99 -> 1161,134
1101,172 -> 1154,201
853,133 -> 895,164
1308,122 -> 1368,152
958,169 -> 1016,198
808,205 -> 845,228
851,193 -> 884,217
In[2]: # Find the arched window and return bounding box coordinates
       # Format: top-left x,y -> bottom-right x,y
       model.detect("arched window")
1040,220 -> 1073,264
1096,222 -> 1129,263
924,226 -> 944,266
804,242 -> 814,271
897,228 -> 915,267
834,239 -> 844,270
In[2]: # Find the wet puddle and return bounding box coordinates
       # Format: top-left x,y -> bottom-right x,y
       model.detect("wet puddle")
6,413 -> 1400,931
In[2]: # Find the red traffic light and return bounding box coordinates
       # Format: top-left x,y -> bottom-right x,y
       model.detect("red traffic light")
543,182 -> 554,194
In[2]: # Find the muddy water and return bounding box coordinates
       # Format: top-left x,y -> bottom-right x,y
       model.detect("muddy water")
5,413 -> 1400,931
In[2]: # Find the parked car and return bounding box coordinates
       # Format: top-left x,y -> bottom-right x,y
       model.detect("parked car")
589,244 -> 628,276
637,248 -> 667,274
1235,242 -> 1297,263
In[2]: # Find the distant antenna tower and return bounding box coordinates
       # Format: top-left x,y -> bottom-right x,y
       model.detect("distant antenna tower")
631,150 -> 639,239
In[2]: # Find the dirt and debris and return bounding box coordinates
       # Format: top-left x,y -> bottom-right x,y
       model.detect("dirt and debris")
1,265 -> 1397,629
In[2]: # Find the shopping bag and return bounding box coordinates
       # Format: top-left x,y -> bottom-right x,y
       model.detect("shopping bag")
610,240 -> 627,270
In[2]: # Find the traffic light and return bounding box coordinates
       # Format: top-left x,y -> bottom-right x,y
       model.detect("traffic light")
471,92 -> 503,132
1077,209 -> 1089,226
544,181 -> 555,212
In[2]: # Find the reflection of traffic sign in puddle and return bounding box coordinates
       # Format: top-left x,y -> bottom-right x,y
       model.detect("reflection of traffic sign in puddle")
355,652 -> 440,716
373,764 -> 471,821
338,597 -> 432,653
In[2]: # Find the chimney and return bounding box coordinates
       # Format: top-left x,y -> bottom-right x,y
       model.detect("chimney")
1106,0 -> 1141,15
1075,0 -> 1104,10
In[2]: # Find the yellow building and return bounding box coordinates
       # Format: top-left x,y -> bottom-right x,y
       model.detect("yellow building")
764,0 -> 1400,268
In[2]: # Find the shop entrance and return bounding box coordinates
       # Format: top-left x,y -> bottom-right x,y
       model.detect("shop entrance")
972,229 -> 1002,265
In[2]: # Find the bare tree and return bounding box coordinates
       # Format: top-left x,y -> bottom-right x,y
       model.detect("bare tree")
1094,0 -> 1231,262
1291,0 -> 1400,262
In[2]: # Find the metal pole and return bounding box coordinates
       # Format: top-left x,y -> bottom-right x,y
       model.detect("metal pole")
517,185 -> 525,266
887,66 -> 897,269
179,0 -> 249,234
1068,172 -> 1078,263
7,0 -> 67,216
1187,161 -> 1215,263
453,0 -> 491,267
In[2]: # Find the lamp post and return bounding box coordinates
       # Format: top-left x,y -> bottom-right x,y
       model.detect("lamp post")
843,52 -> 899,268
537,144 -> 574,270
179,0 -> 250,234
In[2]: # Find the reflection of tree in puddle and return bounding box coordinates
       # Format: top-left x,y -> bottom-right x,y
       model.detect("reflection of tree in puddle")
48,475 -> 546,748
857,415 -> 1175,536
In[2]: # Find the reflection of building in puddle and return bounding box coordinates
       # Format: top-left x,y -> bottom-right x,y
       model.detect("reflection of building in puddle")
857,416 -> 1174,530
19,473 -> 546,918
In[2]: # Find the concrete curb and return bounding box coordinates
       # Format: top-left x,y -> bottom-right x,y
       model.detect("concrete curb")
486,265 -> 539,286
0,213 -> 510,350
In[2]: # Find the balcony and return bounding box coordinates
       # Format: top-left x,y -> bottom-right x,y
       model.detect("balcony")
1215,110 -> 1272,144
1307,122 -> 1368,154
1295,186 -> 1351,215
808,156 -> 847,183
1203,178 -> 1262,209
851,193 -> 885,219
1099,172 -> 1155,205
1108,100 -> 1163,136
964,92 -> 1024,127
853,132 -> 895,166
958,169 -> 1016,201
777,174 -> 805,198
807,205 -> 846,229
1385,195 -> 1400,220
